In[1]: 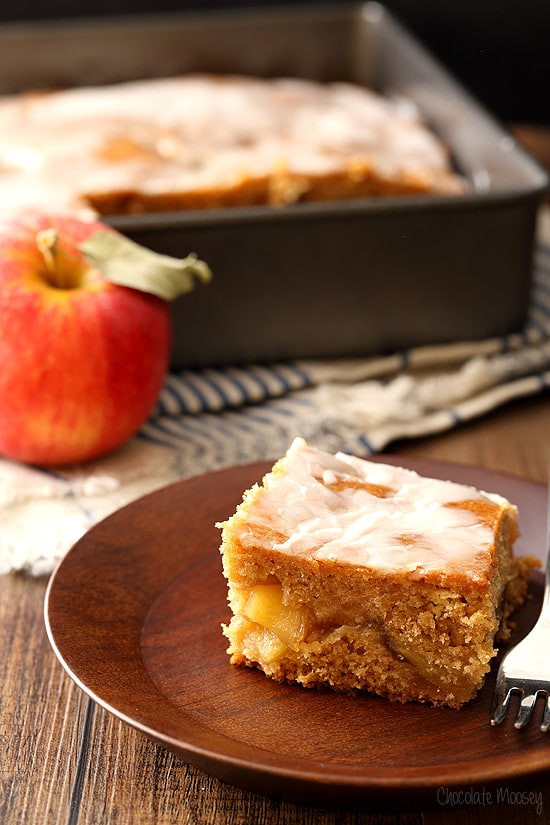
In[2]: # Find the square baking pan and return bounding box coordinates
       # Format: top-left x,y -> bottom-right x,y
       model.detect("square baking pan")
0,3 -> 547,368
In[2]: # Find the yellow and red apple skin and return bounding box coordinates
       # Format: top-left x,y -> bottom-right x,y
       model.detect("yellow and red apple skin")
0,213 -> 171,466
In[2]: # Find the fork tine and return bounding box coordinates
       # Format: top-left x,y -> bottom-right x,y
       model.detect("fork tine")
541,694 -> 550,733
491,679 -> 514,727
514,692 -> 537,729
490,470 -> 550,732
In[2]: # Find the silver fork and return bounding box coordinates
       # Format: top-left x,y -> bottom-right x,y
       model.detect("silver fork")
491,486 -> 550,731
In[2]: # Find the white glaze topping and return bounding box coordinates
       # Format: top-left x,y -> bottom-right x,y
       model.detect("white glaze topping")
236,438 -> 511,582
0,74 -> 464,216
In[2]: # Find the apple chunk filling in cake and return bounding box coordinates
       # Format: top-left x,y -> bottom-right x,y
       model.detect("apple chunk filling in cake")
218,438 -> 536,708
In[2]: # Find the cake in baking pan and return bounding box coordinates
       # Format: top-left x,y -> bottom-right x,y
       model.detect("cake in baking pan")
218,438 -> 535,708
0,74 -> 465,217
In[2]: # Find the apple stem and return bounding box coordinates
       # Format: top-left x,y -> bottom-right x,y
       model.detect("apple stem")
36,227 -> 58,271
36,228 -> 77,289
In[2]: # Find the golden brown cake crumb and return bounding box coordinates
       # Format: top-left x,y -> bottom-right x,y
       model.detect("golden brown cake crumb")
218,438 -> 536,708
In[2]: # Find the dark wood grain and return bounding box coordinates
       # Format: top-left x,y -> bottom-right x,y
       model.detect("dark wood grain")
2,390 -> 550,825
0,574 -> 88,825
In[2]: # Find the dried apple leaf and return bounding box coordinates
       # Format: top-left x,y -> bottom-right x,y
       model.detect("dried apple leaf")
80,230 -> 212,301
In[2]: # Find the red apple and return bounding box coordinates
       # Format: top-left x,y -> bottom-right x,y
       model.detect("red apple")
0,212 -> 176,466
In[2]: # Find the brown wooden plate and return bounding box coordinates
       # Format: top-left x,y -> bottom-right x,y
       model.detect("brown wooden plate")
45,456 -> 549,807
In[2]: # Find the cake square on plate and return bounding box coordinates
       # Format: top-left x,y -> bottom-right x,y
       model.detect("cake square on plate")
218,438 -> 535,708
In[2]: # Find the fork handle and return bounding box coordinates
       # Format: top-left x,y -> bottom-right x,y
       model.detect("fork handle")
541,481 -> 550,617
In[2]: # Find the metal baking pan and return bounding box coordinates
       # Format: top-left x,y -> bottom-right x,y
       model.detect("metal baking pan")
0,3 -> 547,368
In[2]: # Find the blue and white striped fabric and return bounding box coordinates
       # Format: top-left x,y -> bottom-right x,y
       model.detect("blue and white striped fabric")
141,211 -> 550,464
2,211 -> 550,576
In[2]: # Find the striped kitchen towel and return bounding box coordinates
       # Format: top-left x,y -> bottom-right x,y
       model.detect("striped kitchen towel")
1,210 -> 549,576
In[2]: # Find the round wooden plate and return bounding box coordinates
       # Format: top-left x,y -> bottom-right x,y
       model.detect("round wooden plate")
45,456 -> 549,807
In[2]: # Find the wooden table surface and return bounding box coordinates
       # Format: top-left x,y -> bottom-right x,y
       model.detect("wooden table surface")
2,126 -> 550,825
2,390 -> 549,825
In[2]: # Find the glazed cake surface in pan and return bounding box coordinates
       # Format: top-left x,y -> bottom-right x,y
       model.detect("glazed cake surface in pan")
0,74 -> 465,217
